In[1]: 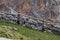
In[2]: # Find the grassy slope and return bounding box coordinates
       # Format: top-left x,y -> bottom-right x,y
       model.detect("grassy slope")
0,20 -> 60,40
0,25 -> 31,40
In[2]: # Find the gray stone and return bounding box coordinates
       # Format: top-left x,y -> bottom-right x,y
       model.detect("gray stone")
13,27 -> 18,31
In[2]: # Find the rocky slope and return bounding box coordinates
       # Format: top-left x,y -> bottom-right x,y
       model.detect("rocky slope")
0,0 -> 60,23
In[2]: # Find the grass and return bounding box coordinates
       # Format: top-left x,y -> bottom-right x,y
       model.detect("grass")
0,20 -> 60,40
0,25 -> 31,40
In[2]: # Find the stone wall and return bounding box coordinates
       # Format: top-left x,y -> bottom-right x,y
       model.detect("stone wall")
0,12 -> 17,24
0,12 -> 44,30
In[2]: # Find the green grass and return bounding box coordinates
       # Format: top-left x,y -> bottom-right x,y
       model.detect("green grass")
0,20 -> 60,40
0,25 -> 31,40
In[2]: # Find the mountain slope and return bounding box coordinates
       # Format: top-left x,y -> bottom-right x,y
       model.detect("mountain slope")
0,0 -> 60,22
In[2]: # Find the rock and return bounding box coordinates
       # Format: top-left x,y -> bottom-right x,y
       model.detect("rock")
22,24 -> 26,27
54,23 -> 60,28
50,27 -> 60,34
0,37 -> 12,40
37,26 -> 43,31
47,30 -> 52,33
13,27 -> 18,31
